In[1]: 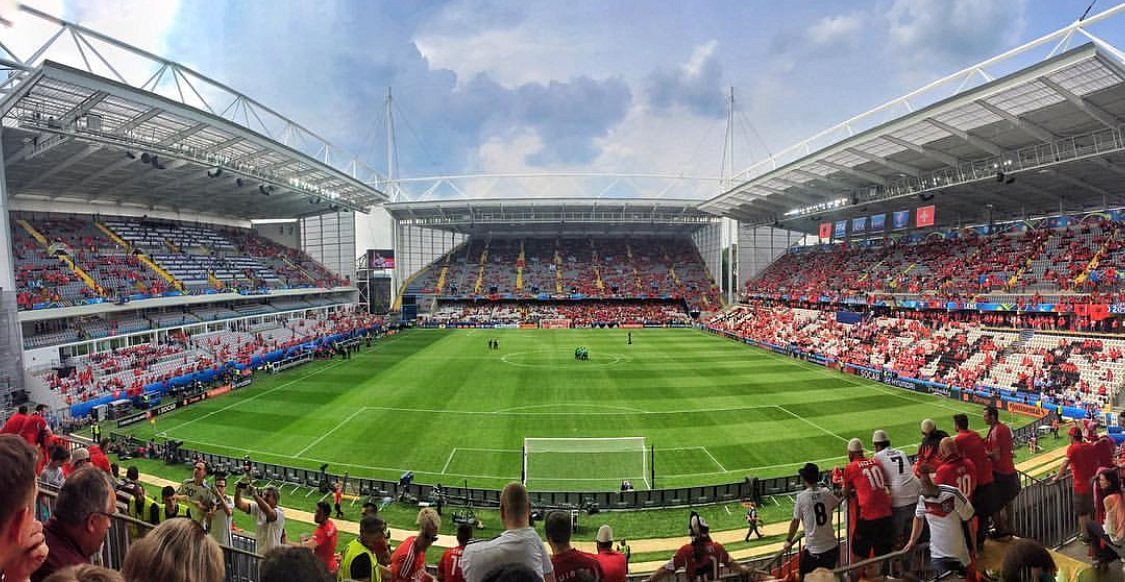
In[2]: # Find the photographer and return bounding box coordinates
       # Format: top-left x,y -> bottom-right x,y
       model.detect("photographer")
234,482 -> 285,554
207,476 -> 234,546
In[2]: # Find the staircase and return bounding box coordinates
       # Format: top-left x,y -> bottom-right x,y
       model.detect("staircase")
95,221 -> 184,292
515,240 -> 525,291
473,241 -> 488,294
554,244 -> 563,294
282,256 -> 317,285
16,219 -> 103,296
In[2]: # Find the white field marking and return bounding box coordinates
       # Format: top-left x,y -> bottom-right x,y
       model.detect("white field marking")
724,505 -> 731,515
702,446 -> 729,472
499,350 -> 625,368
293,407 -> 367,457
441,448 -> 458,474
493,403 -> 650,414
775,405 -> 850,443
155,338 -> 400,434
356,404 -> 780,416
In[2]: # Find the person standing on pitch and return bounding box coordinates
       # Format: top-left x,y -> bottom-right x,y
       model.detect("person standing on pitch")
743,502 -> 762,541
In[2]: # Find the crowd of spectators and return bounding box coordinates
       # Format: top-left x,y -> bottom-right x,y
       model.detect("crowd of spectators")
426,301 -> 692,327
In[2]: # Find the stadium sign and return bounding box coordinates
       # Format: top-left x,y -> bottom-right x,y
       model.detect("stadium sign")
155,402 -> 179,416
115,412 -> 148,428
232,377 -> 254,390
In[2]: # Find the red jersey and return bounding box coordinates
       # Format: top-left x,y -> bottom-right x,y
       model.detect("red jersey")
844,457 -> 892,520
1094,436 -> 1116,470
986,422 -> 1015,475
595,549 -> 628,582
334,487 -> 343,505
438,546 -> 466,582
1,412 -> 27,435
391,537 -> 428,582
954,430 -> 994,485
1067,442 -> 1099,495
87,445 -> 112,474
551,548 -> 603,582
19,414 -> 47,446
664,540 -> 730,582
935,454 -> 977,498
311,518 -> 339,573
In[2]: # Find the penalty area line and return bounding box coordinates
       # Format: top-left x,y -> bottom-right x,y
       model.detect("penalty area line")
774,405 -> 849,443
441,448 -> 458,474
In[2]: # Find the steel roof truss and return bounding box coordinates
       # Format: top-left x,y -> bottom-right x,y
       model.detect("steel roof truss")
1038,75 -> 1123,130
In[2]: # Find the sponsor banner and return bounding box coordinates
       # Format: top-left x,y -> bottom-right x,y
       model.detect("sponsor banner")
916,205 -> 936,227
155,402 -> 179,416
834,220 -> 847,239
116,412 -> 148,428
893,210 -> 910,230
519,323 -> 538,329
930,386 -> 952,398
1007,401 -> 1048,418
184,393 -> 205,406
819,222 -> 832,240
207,384 -> 232,399
621,323 -> 644,328
852,216 -> 867,233
870,213 -> 886,231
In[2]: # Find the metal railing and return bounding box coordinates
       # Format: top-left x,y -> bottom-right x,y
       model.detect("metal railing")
1010,472 -> 1078,549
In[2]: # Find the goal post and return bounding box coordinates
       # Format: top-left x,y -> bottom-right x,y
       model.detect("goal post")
522,437 -> 649,490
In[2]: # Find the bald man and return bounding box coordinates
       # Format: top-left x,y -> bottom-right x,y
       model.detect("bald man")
460,482 -> 555,582
934,437 -> 977,499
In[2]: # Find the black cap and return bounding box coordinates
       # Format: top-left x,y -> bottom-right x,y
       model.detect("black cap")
798,462 -> 820,482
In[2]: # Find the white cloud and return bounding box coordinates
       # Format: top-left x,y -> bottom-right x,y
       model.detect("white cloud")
806,13 -> 862,49
887,0 -> 1027,74
418,26 -> 596,89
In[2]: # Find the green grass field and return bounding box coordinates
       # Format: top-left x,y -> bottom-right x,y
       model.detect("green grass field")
118,328 -> 1020,492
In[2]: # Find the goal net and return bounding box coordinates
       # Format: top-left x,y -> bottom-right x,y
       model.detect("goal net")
523,437 -> 648,491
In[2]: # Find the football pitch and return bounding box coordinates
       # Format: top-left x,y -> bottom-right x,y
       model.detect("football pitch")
119,328 -> 1011,491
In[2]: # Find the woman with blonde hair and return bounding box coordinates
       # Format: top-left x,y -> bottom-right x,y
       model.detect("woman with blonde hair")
121,518 -> 225,582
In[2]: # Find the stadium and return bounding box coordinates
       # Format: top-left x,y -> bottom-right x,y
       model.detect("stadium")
3,2 -> 1125,582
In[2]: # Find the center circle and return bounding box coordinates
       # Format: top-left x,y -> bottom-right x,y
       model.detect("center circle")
500,349 -> 625,368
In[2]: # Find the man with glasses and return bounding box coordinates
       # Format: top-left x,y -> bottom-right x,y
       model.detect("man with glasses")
390,508 -> 440,582
207,475 -> 234,546
341,514 -> 393,582
31,467 -> 116,582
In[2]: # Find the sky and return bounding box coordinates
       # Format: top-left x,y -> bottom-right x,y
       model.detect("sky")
4,0 -> 1125,248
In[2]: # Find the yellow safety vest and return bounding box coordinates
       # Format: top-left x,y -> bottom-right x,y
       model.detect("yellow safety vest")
339,538 -> 380,582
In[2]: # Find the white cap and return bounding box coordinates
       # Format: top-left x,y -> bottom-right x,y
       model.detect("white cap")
921,419 -> 936,434
596,525 -> 613,543
872,430 -> 889,445
847,438 -> 864,453
689,513 -> 709,537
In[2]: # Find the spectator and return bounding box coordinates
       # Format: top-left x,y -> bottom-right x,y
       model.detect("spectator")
783,462 -> 842,579
545,511 -> 602,582
42,565 -> 124,582
0,435 -> 49,582
206,475 -> 233,547
19,405 -> 50,448
39,447 -> 70,490
643,512 -> 749,582
234,483 -> 285,555
84,442 -> 110,475
68,449 -> 90,473
985,406 -> 1018,538
592,525 -> 627,582
934,437 -> 976,499
258,546 -> 332,582
2,405 -> 29,435
915,419 -> 948,476
175,462 -> 211,526
121,518 -> 224,582
480,564 -> 543,582
390,508 -> 440,582
32,467 -> 115,582
842,438 -> 893,570
1086,469 -> 1125,566
438,523 -> 473,582
1000,539 -> 1057,582
871,430 -> 919,549
295,501 -> 338,574
461,482 -> 555,582
903,473 -> 976,578
952,413 -> 996,548
149,485 -> 184,525
1052,426 -> 1099,538
340,514 -> 392,582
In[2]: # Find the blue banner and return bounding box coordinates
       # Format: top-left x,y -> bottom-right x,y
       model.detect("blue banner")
852,216 -> 867,233
870,214 -> 886,231
834,220 -> 847,238
893,210 -> 910,230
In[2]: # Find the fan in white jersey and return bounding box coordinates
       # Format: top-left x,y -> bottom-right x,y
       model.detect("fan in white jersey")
872,430 -> 921,547
904,473 -> 976,578
783,463 -> 842,578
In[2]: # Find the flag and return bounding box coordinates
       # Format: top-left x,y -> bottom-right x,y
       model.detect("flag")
893,210 -> 910,230
819,222 -> 832,240
916,205 -> 936,227
1091,304 -> 1110,321
834,220 -> 847,239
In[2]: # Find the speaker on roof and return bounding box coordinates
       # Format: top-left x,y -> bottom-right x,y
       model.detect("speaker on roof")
207,168 -> 223,178
140,153 -> 151,164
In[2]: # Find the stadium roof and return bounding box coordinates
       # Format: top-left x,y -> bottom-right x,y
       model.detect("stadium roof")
387,198 -> 718,237
702,7 -> 1125,233
0,6 -> 388,219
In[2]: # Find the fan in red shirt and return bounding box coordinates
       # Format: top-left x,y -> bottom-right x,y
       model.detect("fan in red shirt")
87,440 -> 112,475
593,525 -> 628,582
1053,427 -> 1099,538
297,501 -> 338,573
546,511 -> 603,582
1093,433 -> 1116,470
984,405 -> 1018,537
0,405 -> 28,435
953,414 -> 995,548
934,437 -> 977,498
645,513 -> 750,582
19,405 -> 49,448
842,438 -> 894,570
391,508 -> 440,582
438,523 -> 473,582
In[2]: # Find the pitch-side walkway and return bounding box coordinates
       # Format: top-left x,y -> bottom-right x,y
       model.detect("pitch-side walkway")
138,446 -> 1074,574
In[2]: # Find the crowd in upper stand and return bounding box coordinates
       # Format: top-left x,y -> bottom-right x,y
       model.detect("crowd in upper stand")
12,214 -> 346,312
408,237 -> 720,311
426,301 -> 691,327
